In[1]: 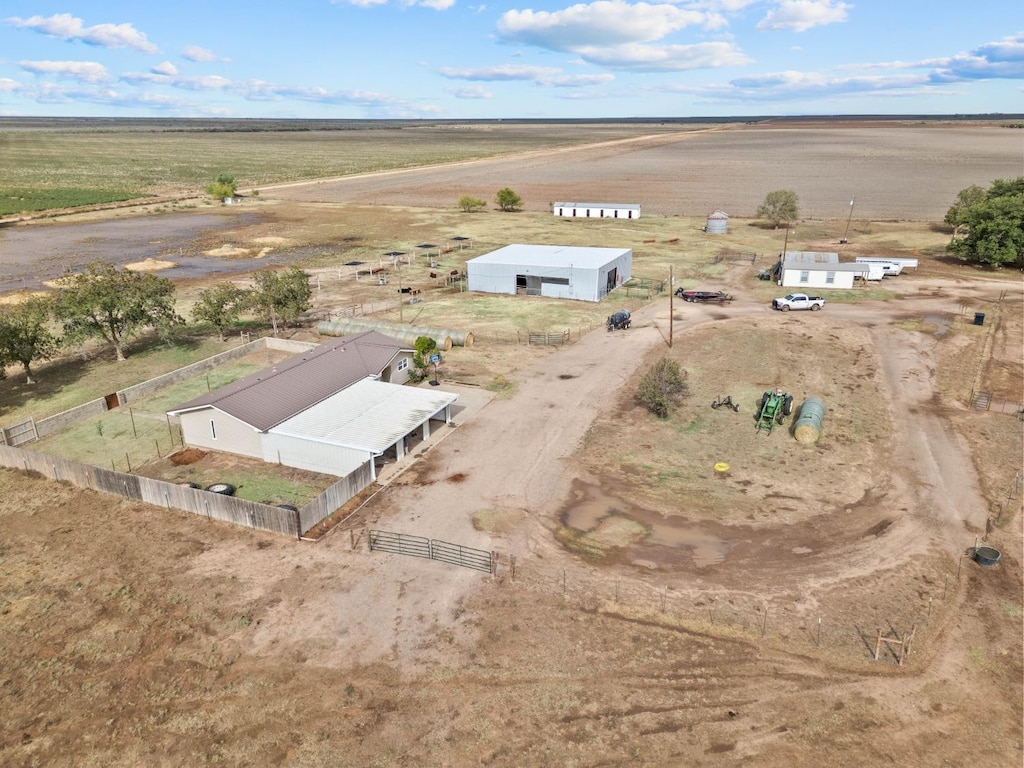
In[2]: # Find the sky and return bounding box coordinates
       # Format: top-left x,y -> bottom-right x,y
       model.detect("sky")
0,1 -> 1021,119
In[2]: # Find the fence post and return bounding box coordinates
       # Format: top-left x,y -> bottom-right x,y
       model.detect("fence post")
490,551 -> 498,577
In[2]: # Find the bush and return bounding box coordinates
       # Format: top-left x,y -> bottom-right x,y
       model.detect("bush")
637,358 -> 688,418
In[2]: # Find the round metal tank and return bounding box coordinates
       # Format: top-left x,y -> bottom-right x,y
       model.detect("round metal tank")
973,545 -> 1001,567
317,320 -> 452,351
793,397 -> 827,443
705,210 -> 729,234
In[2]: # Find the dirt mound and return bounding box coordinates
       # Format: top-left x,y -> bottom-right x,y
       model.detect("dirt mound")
170,447 -> 207,465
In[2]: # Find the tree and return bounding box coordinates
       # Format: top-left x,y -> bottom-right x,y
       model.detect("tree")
206,173 -> 237,200
495,187 -> 523,212
944,184 -> 987,233
947,177 -> 1024,268
249,266 -> 312,337
757,190 -> 799,229
637,358 -> 688,418
53,261 -> 182,361
191,283 -> 247,341
409,336 -> 438,383
458,194 -> 487,213
0,296 -> 59,384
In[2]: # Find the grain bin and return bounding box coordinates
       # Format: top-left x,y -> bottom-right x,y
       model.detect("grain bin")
793,397 -> 827,443
705,209 -> 729,234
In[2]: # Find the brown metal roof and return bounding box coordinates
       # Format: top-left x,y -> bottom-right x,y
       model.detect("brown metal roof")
168,331 -> 411,431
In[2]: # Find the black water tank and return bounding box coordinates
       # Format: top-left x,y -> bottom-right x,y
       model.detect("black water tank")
974,312 -> 986,326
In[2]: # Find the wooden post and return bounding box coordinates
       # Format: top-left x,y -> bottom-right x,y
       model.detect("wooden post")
509,554 -> 516,581
668,265 -> 674,349
167,414 -> 174,445
129,407 -> 137,438
125,452 -> 132,473
817,617 -> 822,647
155,439 -> 161,458
873,629 -> 883,661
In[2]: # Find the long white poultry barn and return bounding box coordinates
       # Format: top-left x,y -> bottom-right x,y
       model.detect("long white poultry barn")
466,244 -> 632,302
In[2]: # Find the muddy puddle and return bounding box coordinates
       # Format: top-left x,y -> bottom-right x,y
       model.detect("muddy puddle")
561,479 -> 736,568
0,209 -> 320,293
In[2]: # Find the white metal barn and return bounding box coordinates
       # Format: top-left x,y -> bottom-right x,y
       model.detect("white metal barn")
553,202 -> 641,220
779,251 -> 869,289
467,244 -> 632,302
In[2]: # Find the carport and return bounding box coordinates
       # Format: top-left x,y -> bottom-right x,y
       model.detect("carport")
264,378 -> 458,480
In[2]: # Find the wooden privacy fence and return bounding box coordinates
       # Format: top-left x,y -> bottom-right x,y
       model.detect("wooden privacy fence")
369,529 -> 495,574
0,444 -> 303,537
0,418 -> 38,447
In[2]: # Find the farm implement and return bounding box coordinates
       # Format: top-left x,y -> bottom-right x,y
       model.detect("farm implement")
755,389 -> 793,433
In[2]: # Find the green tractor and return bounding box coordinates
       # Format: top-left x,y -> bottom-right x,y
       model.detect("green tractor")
755,389 -> 794,434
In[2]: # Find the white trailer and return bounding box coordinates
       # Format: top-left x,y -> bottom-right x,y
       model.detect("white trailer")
856,256 -> 917,271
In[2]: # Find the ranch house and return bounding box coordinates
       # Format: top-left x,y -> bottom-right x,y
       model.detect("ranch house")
466,244 -> 632,303
167,331 -> 457,480
778,251 -> 869,289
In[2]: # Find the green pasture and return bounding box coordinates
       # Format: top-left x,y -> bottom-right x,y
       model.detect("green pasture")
0,187 -> 148,216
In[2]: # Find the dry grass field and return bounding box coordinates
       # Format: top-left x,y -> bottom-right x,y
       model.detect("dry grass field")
1,120 -> 1022,768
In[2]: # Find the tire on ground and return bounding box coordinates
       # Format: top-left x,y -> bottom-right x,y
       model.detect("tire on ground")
205,482 -> 236,495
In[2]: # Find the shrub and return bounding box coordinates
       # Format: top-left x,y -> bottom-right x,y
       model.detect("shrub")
637,358 -> 688,418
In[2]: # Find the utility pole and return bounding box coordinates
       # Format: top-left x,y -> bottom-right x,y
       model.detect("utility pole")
841,196 -> 855,243
668,265 -> 674,348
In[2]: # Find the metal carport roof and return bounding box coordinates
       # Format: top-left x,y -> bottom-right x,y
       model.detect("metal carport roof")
268,378 -> 458,453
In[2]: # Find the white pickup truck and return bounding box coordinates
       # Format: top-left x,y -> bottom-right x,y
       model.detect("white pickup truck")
771,293 -> 825,311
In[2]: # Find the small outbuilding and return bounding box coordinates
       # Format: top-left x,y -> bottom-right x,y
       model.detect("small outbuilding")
778,251 -> 868,289
553,202 -> 640,220
466,244 -> 632,303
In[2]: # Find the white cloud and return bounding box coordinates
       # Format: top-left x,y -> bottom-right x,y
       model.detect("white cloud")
122,71 -> 232,90
928,32 -> 1024,81
419,0 -> 457,9
448,84 -> 493,98
439,63 -> 613,86
576,41 -> 752,71
182,45 -> 229,63
6,13 -> 158,53
440,64 -> 563,81
19,60 -> 111,84
498,1 -> 706,49
666,69 -> 939,103
757,0 -> 851,33
494,1 -> 749,72
0,78 -> 21,92
152,61 -> 178,76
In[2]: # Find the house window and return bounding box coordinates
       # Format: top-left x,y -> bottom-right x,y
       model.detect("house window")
825,271 -> 836,285
397,357 -> 409,371
799,271 -> 810,284
614,210 -> 618,218
210,420 -> 217,440
627,210 -> 633,219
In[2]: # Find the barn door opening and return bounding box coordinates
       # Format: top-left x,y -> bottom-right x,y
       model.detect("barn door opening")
525,275 -> 542,296
606,268 -> 618,294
